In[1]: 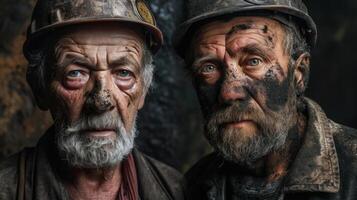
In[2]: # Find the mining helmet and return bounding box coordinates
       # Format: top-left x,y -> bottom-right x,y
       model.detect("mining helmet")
173,0 -> 317,58
23,0 -> 163,55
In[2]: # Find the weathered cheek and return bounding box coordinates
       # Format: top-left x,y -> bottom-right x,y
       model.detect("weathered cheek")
195,81 -> 220,117
50,81 -> 85,121
112,80 -> 144,131
248,64 -> 291,111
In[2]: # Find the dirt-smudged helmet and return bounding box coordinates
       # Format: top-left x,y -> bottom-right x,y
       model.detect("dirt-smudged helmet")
23,0 -> 163,55
173,0 -> 317,58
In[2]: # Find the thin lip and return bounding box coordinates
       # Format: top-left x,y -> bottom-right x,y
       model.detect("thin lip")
81,129 -> 117,137
225,119 -> 253,123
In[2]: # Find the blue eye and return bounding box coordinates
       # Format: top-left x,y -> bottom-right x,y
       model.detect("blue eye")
118,70 -> 129,77
116,70 -> 133,79
200,64 -> 217,73
67,70 -> 83,78
247,58 -> 262,67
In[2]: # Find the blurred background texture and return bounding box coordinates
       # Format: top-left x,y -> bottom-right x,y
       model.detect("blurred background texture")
0,0 -> 356,172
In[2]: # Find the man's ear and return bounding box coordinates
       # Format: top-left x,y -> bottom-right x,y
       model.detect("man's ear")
294,53 -> 311,95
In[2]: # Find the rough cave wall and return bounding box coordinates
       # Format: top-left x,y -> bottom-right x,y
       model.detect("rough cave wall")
0,0 -> 356,171
134,0 -> 209,171
305,0 -> 357,128
0,0 -> 52,158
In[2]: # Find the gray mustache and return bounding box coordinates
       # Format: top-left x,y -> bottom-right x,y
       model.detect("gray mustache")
66,112 -> 123,134
209,104 -> 258,125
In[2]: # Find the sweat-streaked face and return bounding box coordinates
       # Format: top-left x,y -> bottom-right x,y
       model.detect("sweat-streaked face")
47,23 -> 146,168
190,17 -> 299,165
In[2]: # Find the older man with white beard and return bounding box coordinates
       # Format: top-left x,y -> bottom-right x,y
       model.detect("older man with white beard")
0,0 -> 185,200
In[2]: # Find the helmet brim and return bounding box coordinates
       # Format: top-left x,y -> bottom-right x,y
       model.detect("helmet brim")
23,17 -> 163,56
173,5 -> 317,58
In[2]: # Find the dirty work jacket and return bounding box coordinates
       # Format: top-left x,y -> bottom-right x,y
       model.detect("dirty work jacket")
186,99 -> 357,200
0,127 -> 186,200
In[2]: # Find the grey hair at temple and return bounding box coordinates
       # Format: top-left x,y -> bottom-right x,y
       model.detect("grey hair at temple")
282,22 -> 311,94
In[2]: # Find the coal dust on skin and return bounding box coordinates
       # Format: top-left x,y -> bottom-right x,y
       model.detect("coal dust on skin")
190,17 -> 306,180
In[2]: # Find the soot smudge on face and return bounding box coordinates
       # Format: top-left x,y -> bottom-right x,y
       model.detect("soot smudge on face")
233,85 -> 244,95
226,23 -> 275,48
245,64 -> 291,112
85,82 -> 113,113
262,64 -> 292,111
195,79 -> 221,118
227,23 -> 252,37
262,25 -> 268,34
227,69 -> 238,79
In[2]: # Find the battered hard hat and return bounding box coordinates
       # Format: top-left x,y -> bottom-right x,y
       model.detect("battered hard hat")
173,0 -> 317,58
23,0 -> 163,55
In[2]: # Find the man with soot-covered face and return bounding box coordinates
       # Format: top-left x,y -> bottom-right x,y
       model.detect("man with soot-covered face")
174,0 -> 357,199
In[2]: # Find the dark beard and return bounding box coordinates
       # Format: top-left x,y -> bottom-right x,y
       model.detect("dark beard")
205,70 -> 298,166
206,102 -> 296,165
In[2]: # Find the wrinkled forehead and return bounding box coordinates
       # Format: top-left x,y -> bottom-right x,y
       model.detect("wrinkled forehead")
193,16 -> 286,44
54,22 -> 145,51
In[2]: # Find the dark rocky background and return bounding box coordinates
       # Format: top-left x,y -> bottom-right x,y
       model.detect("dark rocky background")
0,0 -> 356,172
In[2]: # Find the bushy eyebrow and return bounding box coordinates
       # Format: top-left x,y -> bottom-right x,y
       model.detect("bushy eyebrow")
193,44 -> 274,62
192,54 -> 219,68
227,23 -> 253,36
226,23 -> 274,37
56,53 -> 94,69
235,44 -> 275,60
109,56 -> 141,69
56,53 -> 141,71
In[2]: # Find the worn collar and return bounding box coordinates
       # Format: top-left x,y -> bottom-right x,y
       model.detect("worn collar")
133,148 -> 174,200
284,98 -> 340,193
192,98 -> 341,199
27,129 -> 172,200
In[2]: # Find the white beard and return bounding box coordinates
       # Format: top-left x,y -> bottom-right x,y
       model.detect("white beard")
55,112 -> 136,168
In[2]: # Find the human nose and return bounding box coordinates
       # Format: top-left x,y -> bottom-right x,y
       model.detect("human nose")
85,74 -> 115,114
219,60 -> 248,105
219,81 -> 248,105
